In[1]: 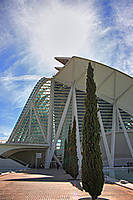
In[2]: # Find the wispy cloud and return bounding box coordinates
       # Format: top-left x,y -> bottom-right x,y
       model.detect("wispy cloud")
1,0 -> 133,76
0,0 -> 102,108
0,0 -> 133,139
0,74 -> 38,108
109,0 -> 133,75
1,0 -> 101,73
0,126 -> 12,140
1,74 -> 42,82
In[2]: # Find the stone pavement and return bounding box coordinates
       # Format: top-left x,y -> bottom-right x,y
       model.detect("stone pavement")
0,168 -> 133,200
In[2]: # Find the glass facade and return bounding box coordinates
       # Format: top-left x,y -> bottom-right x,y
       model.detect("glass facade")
53,81 -> 72,161
8,78 -> 51,144
8,77 -> 133,164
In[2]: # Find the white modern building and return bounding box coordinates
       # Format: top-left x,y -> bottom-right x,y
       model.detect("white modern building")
1,56 -> 133,169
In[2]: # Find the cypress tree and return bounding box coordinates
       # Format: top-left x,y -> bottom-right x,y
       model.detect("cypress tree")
81,62 -> 104,200
69,117 -> 79,179
63,138 -> 67,171
66,125 -> 71,174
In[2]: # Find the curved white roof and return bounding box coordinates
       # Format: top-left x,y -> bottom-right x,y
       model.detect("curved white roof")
54,56 -> 133,116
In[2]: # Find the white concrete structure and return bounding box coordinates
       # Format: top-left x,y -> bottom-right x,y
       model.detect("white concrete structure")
2,56 -> 133,168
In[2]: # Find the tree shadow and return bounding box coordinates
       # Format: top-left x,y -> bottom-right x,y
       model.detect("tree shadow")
70,179 -> 83,191
79,198 -> 110,200
70,180 -> 110,200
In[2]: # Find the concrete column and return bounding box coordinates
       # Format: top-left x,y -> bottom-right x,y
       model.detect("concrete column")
72,83 -> 82,172
98,110 -> 112,167
45,84 -> 73,168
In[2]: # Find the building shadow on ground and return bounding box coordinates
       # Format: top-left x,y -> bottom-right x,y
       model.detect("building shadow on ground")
4,168 -> 110,200
4,168 -> 74,183
5,177 -> 68,182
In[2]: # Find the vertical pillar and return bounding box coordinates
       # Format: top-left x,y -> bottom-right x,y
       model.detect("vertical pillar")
117,108 -> 133,158
45,84 -> 73,168
32,103 -> 46,141
47,79 -> 54,144
111,103 -> 117,167
72,83 -> 82,172
45,79 -> 54,167
98,110 -> 112,167
110,71 -> 116,167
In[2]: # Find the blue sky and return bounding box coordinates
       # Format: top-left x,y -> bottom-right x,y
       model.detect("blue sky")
0,0 -> 133,140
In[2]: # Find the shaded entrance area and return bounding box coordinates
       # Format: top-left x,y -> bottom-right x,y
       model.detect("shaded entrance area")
0,143 -> 49,168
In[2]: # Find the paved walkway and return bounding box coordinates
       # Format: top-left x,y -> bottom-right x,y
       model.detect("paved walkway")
0,168 -> 133,200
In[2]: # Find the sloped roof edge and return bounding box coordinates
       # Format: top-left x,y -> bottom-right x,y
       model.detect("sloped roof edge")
55,57 -> 71,65
53,56 -> 133,116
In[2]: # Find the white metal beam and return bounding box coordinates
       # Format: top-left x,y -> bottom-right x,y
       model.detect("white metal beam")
53,154 -> 62,166
47,79 -> 54,144
111,103 -> 116,167
45,80 -> 54,167
45,84 -> 73,168
98,110 -> 112,167
72,83 -> 82,172
32,103 -> 47,142
8,105 -> 31,143
117,108 -> 133,158
111,72 -> 116,167
8,78 -> 49,143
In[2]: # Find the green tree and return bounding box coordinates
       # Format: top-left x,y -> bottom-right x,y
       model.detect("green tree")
69,117 -> 79,179
65,125 -> 71,174
63,138 -> 67,171
81,62 -> 104,200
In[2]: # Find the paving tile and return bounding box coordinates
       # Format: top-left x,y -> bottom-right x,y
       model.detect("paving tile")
0,168 -> 133,200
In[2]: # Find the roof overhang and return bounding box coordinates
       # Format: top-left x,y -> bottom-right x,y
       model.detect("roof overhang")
53,56 -> 133,116
55,57 -> 70,65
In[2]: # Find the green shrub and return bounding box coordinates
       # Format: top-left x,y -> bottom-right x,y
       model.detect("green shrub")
69,117 -> 78,179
